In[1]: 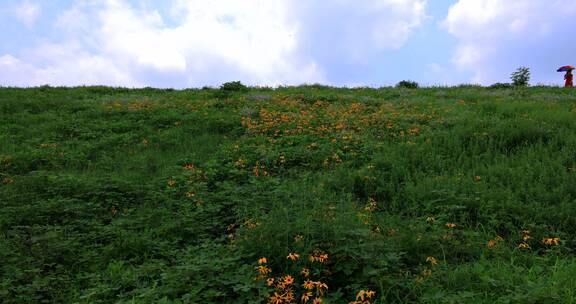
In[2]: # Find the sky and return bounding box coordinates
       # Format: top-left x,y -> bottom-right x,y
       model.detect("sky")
0,0 -> 575,88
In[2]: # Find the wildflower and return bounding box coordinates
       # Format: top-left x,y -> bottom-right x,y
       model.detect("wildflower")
186,191 -> 195,198
301,291 -> 313,303
317,253 -> 328,263
183,163 -> 195,170
474,175 -> 481,182
518,242 -> 531,249
426,216 -> 435,224
487,239 -> 496,248
426,256 -> 438,265
269,292 -> 283,304
267,277 -> 275,286
287,252 -> 300,261
258,257 -> 268,265
142,139 -> 149,145
303,280 -> 315,290
282,289 -> 295,302
168,179 -> 176,187
312,297 -> 323,304
364,198 -> 377,212
542,237 -> 561,246
283,275 -> 294,285
256,265 -> 272,275
445,223 -> 457,229
294,234 -> 304,242
315,281 -> 328,294
301,268 -> 310,277
356,289 -> 376,301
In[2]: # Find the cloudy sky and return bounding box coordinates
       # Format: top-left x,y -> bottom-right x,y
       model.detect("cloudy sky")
1,0 -> 574,88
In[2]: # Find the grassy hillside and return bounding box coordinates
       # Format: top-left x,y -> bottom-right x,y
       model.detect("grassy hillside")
1,85 -> 576,303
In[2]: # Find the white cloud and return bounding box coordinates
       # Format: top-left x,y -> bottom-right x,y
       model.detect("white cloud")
444,0 -> 576,84
13,0 -> 40,28
2,0 -> 428,87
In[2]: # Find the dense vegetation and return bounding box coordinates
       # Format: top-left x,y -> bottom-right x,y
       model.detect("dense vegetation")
1,85 -> 576,303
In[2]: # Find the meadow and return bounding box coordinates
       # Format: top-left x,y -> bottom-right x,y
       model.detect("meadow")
1,84 -> 576,303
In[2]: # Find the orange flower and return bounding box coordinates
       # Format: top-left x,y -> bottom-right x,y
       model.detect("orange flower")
445,223 -> 457,229
315,281 -> 328,294
283,275 -> 294,285
301,291 -> 313,303
287,252 -> 300,261
267,277 -> 275,286
426,256 -> 438,265
269,292 -> 283,304
542,237 -> 561,245
301,268 -> 310,277
256,265 -> 272,275
518,242 -> 531,249
487,239 -> 496,248
258,257 -> 268,265
303,280 -> 315,290
312,298 -> 323,304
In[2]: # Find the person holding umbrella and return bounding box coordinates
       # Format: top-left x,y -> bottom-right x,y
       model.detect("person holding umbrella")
558,66 -> 574,87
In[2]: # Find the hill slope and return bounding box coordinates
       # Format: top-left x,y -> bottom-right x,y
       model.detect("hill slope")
1,86 -> 576,303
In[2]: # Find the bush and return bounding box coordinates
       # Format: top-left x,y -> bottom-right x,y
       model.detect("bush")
511,67 -> 530,87
220,81 -> 248,92
489,83 -> 512,89
396,80 -> 419,89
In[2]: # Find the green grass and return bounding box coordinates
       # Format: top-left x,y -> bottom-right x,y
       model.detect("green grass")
1,85 -> 576,303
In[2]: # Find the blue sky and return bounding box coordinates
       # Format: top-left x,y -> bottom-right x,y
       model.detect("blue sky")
1,0 -> 574,88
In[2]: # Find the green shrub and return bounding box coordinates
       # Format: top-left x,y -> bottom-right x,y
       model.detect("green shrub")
396,80 -> 419,89
220,81 -> 248,92
511,67 -> 530,87
489,83 -> 512,89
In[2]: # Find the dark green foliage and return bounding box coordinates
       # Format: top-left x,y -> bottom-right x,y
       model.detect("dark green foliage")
396,80 -> 419,89
1,85 -> 576,303
489,82 -> 512,89
511,67 -> 531,87
220,81 -> 249,92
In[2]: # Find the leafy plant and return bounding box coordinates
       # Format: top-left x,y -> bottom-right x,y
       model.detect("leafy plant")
396,80 -> 419,89
220,81 -> 249,92
511,67 -> 530,87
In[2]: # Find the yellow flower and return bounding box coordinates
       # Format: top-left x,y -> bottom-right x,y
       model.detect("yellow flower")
256,265 -> 272,275
518,242 -> 531,249
303,280 -> 315,290
445,223 -> 457,229
283,275 -> 294,285
301,291 -> 313,303
186,191 -> 195,198
267,277 -> 275,286
426,256 -> 438,265
287,252 -> 300,261
269,292 -> 283,304
426,216 -> 435,224
315,281 -> 328,294
312,298 -> 322,304
301,268 -> 310,277
542,237 -> 560,245
258,257 -> 268,265
167,179 -> 176,187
